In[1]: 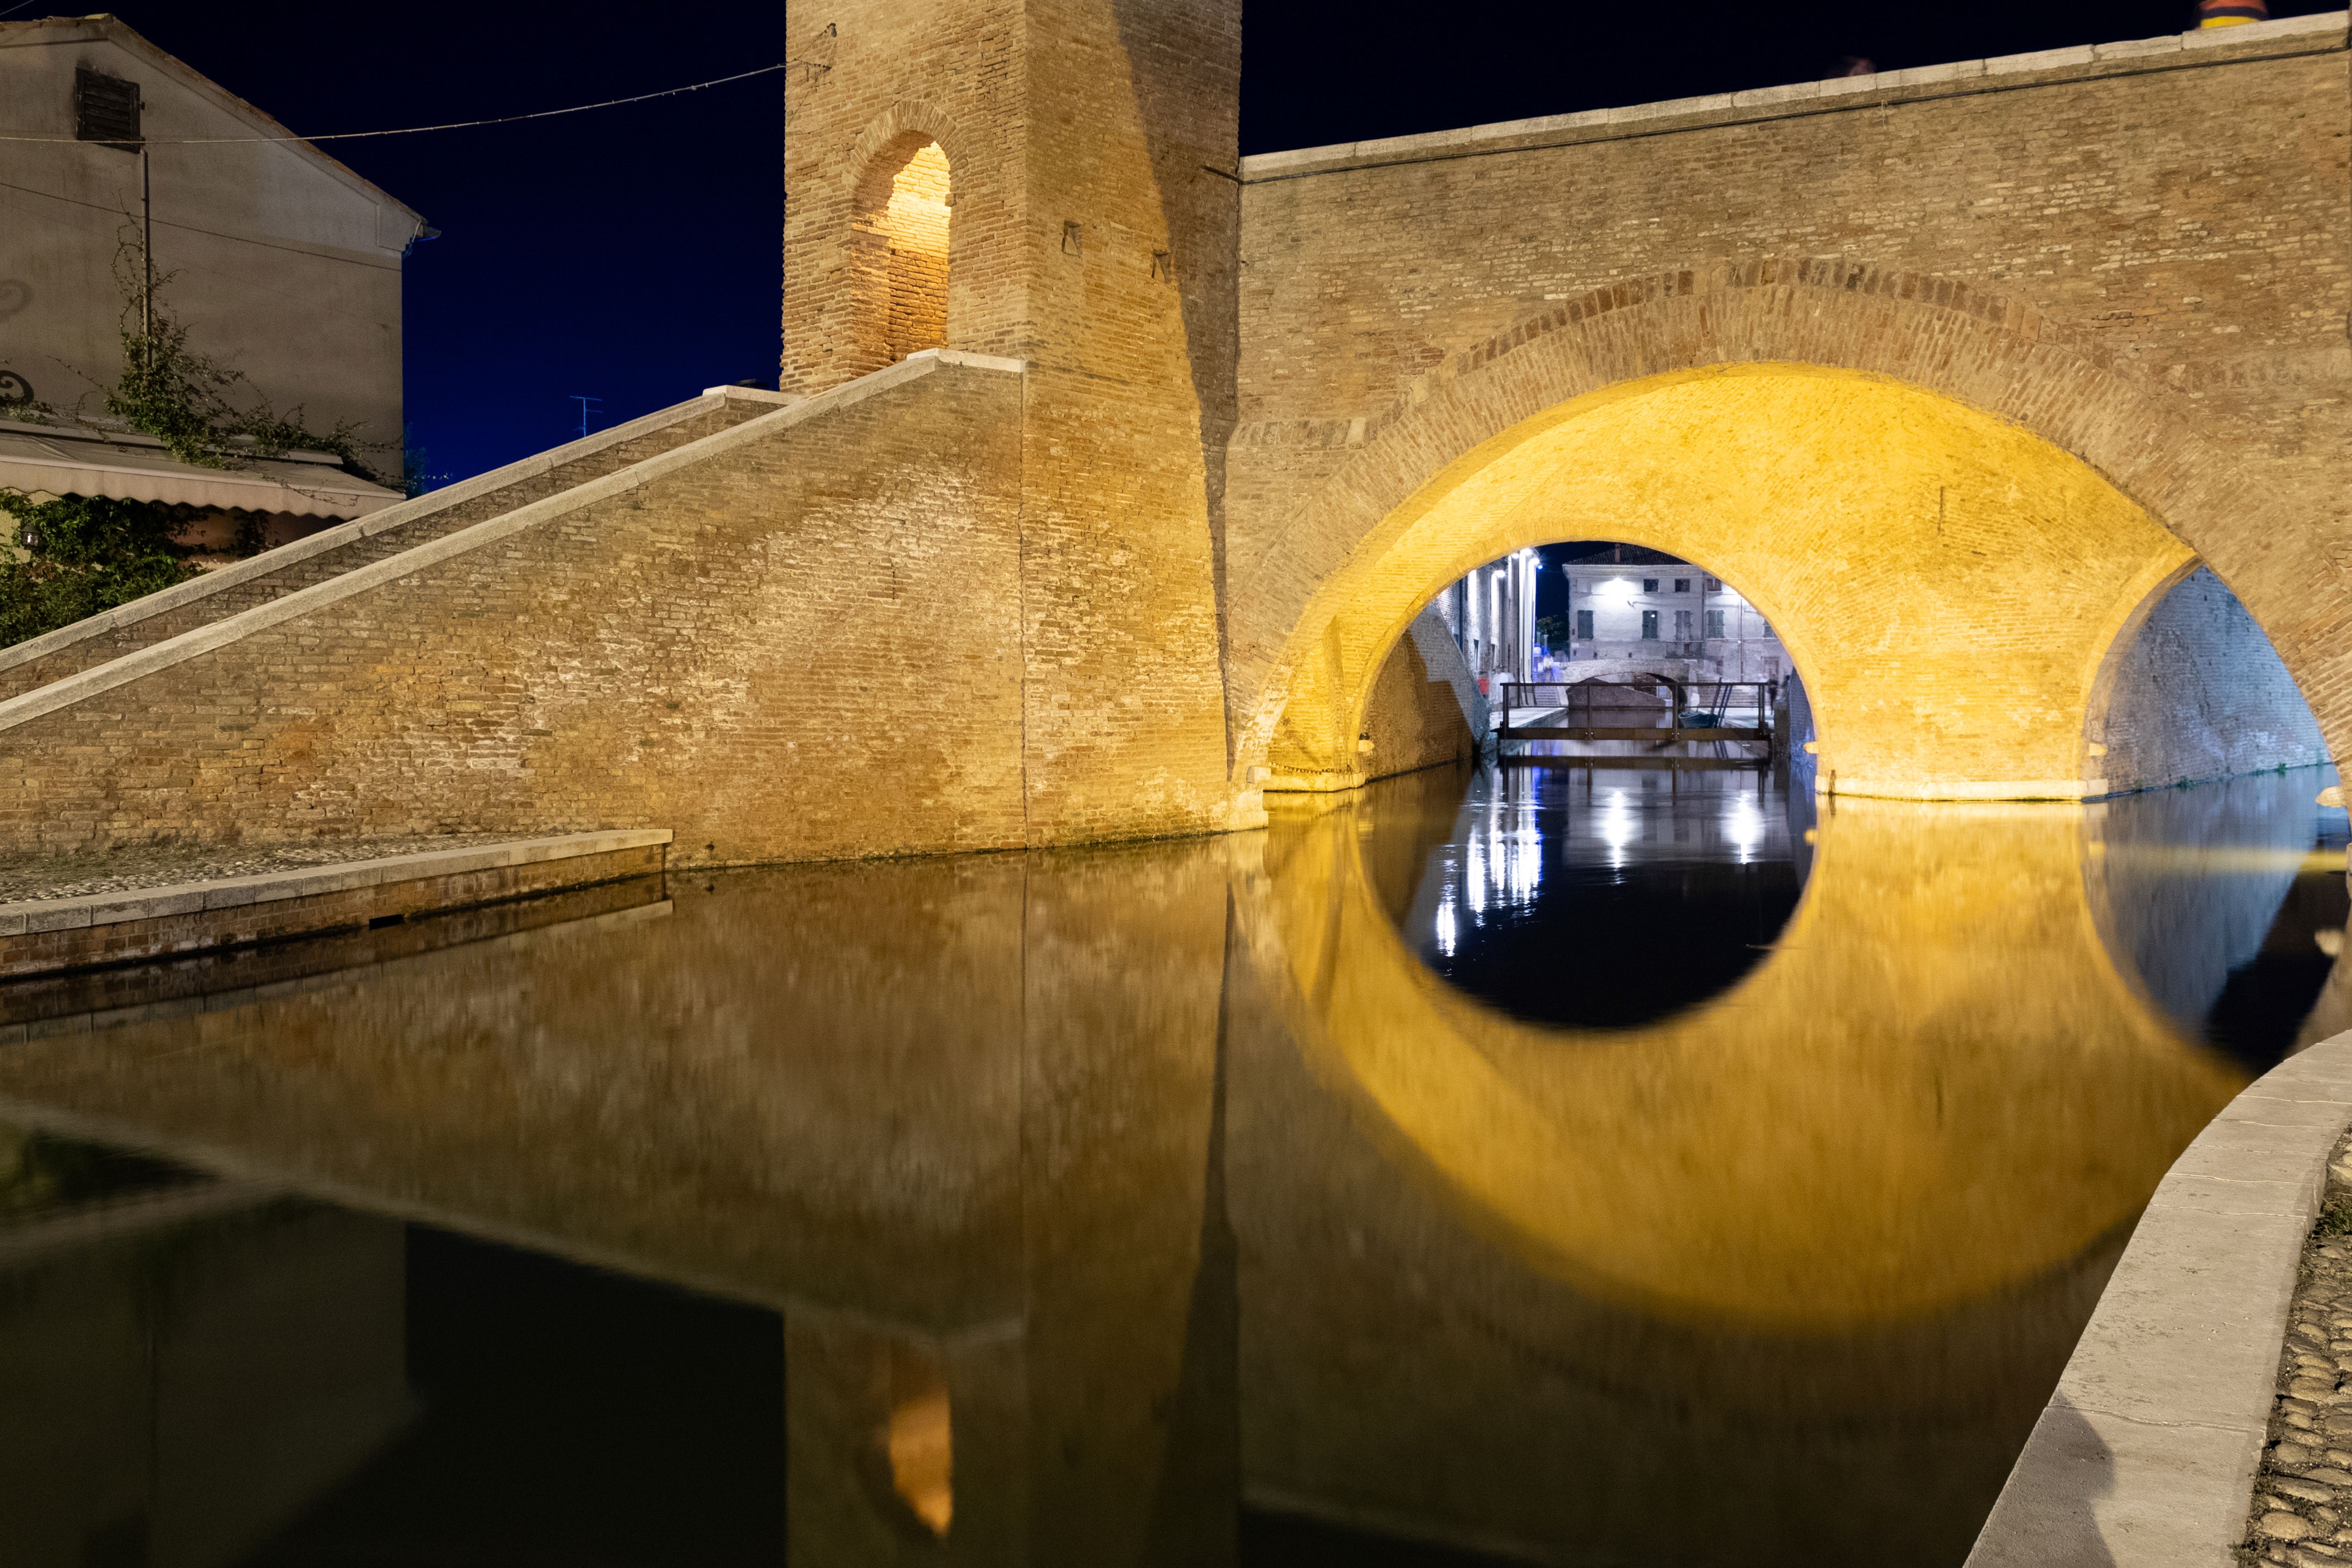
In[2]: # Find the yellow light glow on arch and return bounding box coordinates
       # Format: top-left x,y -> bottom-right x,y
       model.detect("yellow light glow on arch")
1245,791 -> 2245,1331
1259,364 -> 2192,800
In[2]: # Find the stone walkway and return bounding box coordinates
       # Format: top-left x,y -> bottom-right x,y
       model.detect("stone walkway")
2242,1129 -> 2352,1564
0,832 -> 524,906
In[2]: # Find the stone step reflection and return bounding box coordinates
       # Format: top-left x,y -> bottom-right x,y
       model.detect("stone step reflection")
0,764 -> 2338,1565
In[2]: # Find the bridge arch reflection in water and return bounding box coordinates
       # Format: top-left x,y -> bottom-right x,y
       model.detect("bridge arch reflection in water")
1243,763 -> 2342,1333
0,763 -> 2341,1565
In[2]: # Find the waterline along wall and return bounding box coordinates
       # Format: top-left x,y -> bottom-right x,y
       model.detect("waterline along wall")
0,9 -> 2345,858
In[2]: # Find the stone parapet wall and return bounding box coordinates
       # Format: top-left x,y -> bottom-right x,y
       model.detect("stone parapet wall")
0,355 -> 1029,867
0,389 -> 792,703
1967,1034 -> 2352,1567
1231,15 -> 2346,446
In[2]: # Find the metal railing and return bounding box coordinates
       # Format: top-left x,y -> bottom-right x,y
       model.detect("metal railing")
1497,678 -> 1775,748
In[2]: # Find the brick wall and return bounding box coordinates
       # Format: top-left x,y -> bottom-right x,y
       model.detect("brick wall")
0,360 -> 1028,867
1358,607 -> 1480,779
2100,566 -> 2331,793
1225,19 -> 2352,796
783,0 -> 1252,843
0,394 -> 778,702
8,12 -> 2342,855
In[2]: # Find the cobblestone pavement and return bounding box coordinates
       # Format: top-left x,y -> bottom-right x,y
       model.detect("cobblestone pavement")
2241,1132 -> 2352,1565
0,831 -> 523,905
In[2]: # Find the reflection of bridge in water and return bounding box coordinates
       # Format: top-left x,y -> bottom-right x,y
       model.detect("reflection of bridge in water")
0,765 -> 2342,1565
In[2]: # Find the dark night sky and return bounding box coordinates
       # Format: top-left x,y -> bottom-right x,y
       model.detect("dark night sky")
46,0 -> 2341,485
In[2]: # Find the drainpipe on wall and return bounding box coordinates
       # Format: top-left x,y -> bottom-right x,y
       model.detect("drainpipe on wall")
139,146 -> 152,358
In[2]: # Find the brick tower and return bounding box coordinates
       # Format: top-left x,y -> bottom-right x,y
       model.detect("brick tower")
781,0 -> 1252,843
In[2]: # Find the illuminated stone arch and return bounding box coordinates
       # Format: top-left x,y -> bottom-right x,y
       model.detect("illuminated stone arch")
1226,258 -> 2350,800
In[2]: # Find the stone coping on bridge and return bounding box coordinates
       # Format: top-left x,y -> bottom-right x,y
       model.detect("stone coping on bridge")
0,349 -> 1024,738
0,828 -> 672,979
1966,1030 -> 2352,1568
0,383 -> 802,681
1240,10 -> 2349,181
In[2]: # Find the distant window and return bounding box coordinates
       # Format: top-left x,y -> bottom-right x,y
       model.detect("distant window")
74,68 -> 141,152
1642,577 -> 1659,593
1640,610 -> 1659,640
1705,576 -> 1723,592
1674,577 -> 1690,593
1705,609 -> 1726,638
1673,609 -> 1694,640
1765,656 -> 1782,678
1575,609 -> 1593,640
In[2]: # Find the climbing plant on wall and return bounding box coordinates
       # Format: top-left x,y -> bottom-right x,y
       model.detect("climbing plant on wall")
101,235 -> 377,474
0,489 -> 199,648
0,237 -> 404,648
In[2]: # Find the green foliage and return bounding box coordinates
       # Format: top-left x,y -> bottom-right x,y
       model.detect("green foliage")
102,234 -> 381,477
0,237 -> 406,648
2318,1198 -> 2352,1238
0,389 -> 53,424
0,490 -> 199,647
108,317 -> 369,474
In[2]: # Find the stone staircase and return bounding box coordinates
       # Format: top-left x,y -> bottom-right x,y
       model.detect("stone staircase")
0,384 -> 799,703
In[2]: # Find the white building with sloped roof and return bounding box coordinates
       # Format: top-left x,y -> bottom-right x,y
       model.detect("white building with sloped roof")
0,14 -> 426,547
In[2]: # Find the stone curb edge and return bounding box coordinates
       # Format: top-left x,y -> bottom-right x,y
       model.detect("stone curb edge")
0,828 -> 674,936
1965,1030 -> 2352,1567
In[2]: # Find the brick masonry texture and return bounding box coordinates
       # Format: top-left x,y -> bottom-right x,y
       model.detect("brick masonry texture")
2100,566 -> 2331,793
4,11 -> 2347,861
0,362 -> 1028,866
1255,364 -> 2199,801
0,393 -> 782,703
1358,606 -> 1479,780
1228,19 -> 2352,794
783,0 -> 1250,843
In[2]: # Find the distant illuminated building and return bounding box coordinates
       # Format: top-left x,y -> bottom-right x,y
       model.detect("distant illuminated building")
1554,542 -> 1788,684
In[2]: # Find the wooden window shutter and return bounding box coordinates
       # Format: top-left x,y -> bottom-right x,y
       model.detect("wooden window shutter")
74,68 -> 142,152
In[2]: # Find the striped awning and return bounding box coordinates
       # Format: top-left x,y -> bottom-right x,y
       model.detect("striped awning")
0,416 -> 401,519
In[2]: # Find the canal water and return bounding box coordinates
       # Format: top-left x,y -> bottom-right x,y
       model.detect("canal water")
0,762 -> 2343,1567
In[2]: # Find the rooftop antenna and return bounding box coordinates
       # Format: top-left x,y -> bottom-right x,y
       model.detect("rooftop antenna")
568,395 -> 601,439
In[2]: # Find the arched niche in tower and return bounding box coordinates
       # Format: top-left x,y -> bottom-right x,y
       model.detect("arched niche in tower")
849,136 -> 952,370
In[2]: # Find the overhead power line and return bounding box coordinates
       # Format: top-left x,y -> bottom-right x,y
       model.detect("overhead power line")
0,60 -> 794,145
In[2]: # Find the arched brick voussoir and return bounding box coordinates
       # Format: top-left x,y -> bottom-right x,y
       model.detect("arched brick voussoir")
841,98 -> 975,200
1224,256 -> 2352,778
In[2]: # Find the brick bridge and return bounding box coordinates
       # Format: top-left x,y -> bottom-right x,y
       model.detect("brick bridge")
1,3 -> 2346,864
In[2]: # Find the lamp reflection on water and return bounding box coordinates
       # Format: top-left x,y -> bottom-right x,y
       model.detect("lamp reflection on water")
887,1359 -> 954,1537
